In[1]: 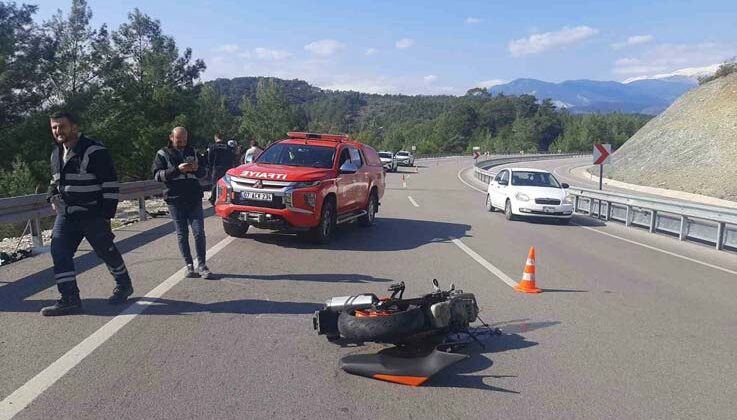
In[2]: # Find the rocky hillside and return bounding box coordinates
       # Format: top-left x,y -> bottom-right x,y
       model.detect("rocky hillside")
606,73 -> 737,201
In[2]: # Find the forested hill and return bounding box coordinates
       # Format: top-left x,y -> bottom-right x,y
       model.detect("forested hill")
206,76 -> 651,158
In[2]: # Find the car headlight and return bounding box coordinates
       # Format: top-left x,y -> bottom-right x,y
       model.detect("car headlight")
291,181 -> 320,189
515,192 -> 530,202
564,195 -> 573,204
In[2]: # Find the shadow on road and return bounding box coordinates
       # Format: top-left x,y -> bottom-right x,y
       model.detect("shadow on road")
16,297 -> 321,316
426,319 -> 561,391
213,273 -> 393,283
246,217 -> 472,251
0,208 -> 214,308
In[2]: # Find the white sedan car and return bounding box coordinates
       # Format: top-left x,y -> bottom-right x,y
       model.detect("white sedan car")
485,167 -> 574,224
378,151 -> 398,172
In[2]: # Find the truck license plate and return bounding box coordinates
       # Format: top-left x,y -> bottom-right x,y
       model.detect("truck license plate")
241,192 -> 273,201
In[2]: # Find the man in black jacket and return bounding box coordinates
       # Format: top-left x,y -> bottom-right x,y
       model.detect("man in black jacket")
153,127 -> 211,278
42,112 -> 133,316
207,133 -> 235,204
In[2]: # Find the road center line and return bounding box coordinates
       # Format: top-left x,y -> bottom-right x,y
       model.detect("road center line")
408,196 -> 420,207
0,236 -> 236,420
451,239 -> 519,289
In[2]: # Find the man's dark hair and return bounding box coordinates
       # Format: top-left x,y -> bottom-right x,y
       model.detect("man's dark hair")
50,111 -> 79,125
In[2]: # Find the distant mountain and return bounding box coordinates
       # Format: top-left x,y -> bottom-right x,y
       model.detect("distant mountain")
489,77 -> 697,115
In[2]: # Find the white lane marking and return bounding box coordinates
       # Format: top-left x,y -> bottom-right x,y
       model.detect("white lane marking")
571,222 -> 737,276
456,166 -> 486,193
0,236 -> 236,420
408,196 -> 420,207
452,239 -> 519,289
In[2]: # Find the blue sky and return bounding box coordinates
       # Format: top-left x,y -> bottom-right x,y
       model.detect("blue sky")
29,0 -> 737,94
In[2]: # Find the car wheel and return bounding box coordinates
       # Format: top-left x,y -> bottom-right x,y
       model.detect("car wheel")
359,190 -> 378,227
309,198 -> 336,244
505,199 -> 516,221
485,194 -> 495,212
222,219 -> 249,238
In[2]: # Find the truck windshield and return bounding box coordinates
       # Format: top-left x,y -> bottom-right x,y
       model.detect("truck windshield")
257,143 -> 336,168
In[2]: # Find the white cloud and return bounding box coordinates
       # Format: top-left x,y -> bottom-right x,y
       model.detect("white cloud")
465,17 -> 481,24
215,44 -> 239,53
613,41 -> 734,80
423,75 -> 438,83
508,26 -> 599,57
622,64 -> 721,83
477,79 -> 507,88
611,34 -> 655,49
395,38 -> 415,49
365,48 -> 378,56
253,47 -> 292,60
304,39 -> 346,56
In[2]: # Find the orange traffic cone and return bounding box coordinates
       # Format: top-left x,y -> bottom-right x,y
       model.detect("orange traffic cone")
514,246 -> 542,293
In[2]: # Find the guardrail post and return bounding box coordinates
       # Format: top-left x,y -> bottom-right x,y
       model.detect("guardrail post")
604,201 -> 611,221
625,205 -> 632,226
679,216 -> 687,241
30,217 -> 43,248
138,197 -> 148,221
574,195 -> 580,213
716,222 -> 725,250
649,210 -> 657,233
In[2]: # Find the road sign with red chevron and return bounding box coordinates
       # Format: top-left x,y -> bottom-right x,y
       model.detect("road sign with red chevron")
593,144 -> 612,165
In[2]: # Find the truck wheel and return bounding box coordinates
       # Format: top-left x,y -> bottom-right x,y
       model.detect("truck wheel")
309,198 -> 336,244
222,219 -> 249,237
337,307 -> 426,342
358,190 -> 378,227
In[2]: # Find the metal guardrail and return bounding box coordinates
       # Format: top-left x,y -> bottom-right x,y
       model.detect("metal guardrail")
567,187 -> 737,251
471,154 -> 737,251
473,153 -> 587,184
0,180 -> 172,249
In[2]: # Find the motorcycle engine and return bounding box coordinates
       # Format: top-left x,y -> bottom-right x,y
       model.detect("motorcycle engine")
448,292 -> 479,329
429,292 -> 479,331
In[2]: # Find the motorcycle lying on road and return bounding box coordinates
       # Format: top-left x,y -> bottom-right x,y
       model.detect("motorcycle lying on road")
313,279 -> 500,386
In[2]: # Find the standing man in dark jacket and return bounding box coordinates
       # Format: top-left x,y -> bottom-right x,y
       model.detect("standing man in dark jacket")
207,133 -> 235,204
42,112 -> 133,316
153,127 -> 212,279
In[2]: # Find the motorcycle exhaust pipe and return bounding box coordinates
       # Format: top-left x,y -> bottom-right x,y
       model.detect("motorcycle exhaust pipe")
324,294 -> 380,312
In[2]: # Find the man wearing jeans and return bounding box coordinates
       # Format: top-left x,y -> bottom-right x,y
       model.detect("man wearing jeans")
152,127 -> 212,278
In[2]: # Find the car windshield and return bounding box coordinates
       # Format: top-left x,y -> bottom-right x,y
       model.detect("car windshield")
378,152 -> 392,158
257,143 -> 336,168
396,152 -> 408,156
511,171 -> 561,188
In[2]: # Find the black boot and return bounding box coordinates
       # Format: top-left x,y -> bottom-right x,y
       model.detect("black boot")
108,283 -> 134,304
41,295 -> 83,316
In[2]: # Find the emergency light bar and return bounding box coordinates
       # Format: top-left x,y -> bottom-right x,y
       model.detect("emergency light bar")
287,132 -> 350,142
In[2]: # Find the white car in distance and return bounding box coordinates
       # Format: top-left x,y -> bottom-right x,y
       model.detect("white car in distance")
485,168 -> 574,224
378,151 -> 398,172
394,150 -> 414,166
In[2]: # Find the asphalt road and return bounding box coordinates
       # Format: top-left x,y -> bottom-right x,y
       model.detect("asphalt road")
2,157 -> 737,419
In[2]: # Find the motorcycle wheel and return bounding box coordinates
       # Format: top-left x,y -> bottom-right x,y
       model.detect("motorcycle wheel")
337,306 -> 426,342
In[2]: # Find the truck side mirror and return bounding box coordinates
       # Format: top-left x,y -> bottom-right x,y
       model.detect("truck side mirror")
339,161 -> 358,174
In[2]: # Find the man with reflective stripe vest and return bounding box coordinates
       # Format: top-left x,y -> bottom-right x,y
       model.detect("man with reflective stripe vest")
152,126 -> 212,279
42,112 -> 134,316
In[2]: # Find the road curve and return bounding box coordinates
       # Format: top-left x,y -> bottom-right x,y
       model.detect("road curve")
1,157 -> 736,420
